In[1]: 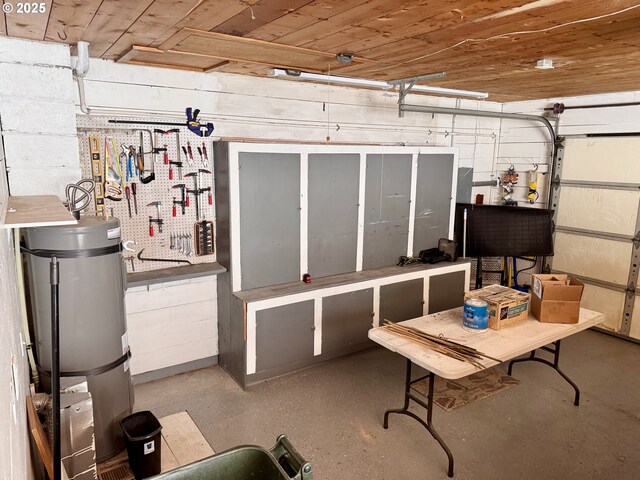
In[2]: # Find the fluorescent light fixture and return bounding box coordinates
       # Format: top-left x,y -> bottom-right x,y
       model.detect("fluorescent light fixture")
410,84 -> 489,99
268,68 -> 389,88
268,68 -> 488,99
535,59 -> 554,69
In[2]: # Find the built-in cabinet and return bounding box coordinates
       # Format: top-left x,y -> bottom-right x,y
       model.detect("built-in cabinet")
214,142 -> 465,388
232,261 -> 470,387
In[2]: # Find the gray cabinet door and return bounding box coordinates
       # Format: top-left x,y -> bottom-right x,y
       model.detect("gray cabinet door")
255,301 -> 314,374
413,153 -> 455,252
322,289 -> 374,354
308,153 -> 360,278
380,278 -> 424,323
429,270 -> 466,314
363,154 -> 412,269
239,152 -> 301,290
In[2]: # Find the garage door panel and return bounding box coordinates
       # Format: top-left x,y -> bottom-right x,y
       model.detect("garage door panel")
556,188 -> 639,236
553,233 -> 631,286
563,137 -> 640,183
630,302 -> 640,340
581,284 -> 624,332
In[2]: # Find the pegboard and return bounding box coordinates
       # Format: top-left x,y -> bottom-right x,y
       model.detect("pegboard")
76,115 -> 216,273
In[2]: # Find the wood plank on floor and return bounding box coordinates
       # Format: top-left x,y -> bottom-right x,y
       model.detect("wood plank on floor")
160,411 -> 215,466
97,411 -> 213,479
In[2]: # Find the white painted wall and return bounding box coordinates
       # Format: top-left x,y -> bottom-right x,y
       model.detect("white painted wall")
0,138 -> 33,478
125,276 -> 218,375
79,58 -> 502,171
0,36 -> 80,197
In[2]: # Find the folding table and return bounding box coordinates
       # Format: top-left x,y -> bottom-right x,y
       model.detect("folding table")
368,307 -> 605,477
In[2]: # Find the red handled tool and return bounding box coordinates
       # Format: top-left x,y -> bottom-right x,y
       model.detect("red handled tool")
187,142 -> 194,163
163,144 -> 169,165
202,142 -> 209,163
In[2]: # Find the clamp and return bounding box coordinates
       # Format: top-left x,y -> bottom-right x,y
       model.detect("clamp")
186,107 -> 214,137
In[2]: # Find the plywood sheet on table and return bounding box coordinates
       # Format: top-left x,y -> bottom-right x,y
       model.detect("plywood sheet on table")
553,232 -> 631,286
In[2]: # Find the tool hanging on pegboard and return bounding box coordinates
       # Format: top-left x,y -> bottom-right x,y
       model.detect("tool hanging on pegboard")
104,137 -> 124,201
501,165 -> 518,206
88,136 -> 106,216
77,115 -> 216,273
186,107 -> 214,137
527,164 -> 539,204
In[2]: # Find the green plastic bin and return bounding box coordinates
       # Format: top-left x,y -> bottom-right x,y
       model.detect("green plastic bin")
149,434 -> 312,480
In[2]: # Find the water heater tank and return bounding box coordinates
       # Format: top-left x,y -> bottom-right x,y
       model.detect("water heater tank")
24,216 -> 134,462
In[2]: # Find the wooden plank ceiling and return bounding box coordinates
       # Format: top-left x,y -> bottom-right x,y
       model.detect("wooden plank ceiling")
2,0 -> 640,101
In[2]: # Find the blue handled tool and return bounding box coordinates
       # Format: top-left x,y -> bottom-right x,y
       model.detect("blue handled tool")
186,107 -> 214,137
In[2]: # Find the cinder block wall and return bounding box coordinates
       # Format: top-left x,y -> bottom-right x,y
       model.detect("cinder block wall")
0,36 -> 79,197
0,136 -> 33,478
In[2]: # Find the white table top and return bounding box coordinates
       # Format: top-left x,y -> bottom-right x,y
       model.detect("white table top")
368,307 -> 605,379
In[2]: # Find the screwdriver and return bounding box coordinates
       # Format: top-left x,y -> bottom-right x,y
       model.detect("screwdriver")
125,186 -> 132,218
131,182 -> 138,215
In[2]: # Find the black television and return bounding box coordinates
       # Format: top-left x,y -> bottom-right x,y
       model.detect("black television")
454,203 -> 554,258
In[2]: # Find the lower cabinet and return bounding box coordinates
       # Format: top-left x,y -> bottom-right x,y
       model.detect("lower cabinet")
255,301 -> 315,374
380,278 -> 424,323
428,270 -> 466,313
228,262 -> 470,388
322,289 -> 374,354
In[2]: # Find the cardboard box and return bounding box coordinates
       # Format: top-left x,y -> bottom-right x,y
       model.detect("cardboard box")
465,285 -> 530,330
530,274 -> 584,324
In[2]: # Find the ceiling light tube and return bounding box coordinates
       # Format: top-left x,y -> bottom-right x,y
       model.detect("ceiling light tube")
268,68 -> 488,99
409,84 -> 489,99
268,68 -> 389,88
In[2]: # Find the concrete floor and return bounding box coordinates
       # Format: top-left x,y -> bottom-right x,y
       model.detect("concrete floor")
135,330 -> 640,479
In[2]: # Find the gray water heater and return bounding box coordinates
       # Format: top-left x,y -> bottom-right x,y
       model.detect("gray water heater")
24,215 -> 134,462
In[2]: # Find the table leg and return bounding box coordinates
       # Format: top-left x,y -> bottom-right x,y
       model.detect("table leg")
383,358 -> 455,477
507,339 -> 580,406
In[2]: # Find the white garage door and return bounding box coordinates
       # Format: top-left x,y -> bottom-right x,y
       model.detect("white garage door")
550,136 -> 640,338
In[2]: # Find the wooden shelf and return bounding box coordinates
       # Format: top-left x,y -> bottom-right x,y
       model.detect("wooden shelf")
2,195 -> 77,229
